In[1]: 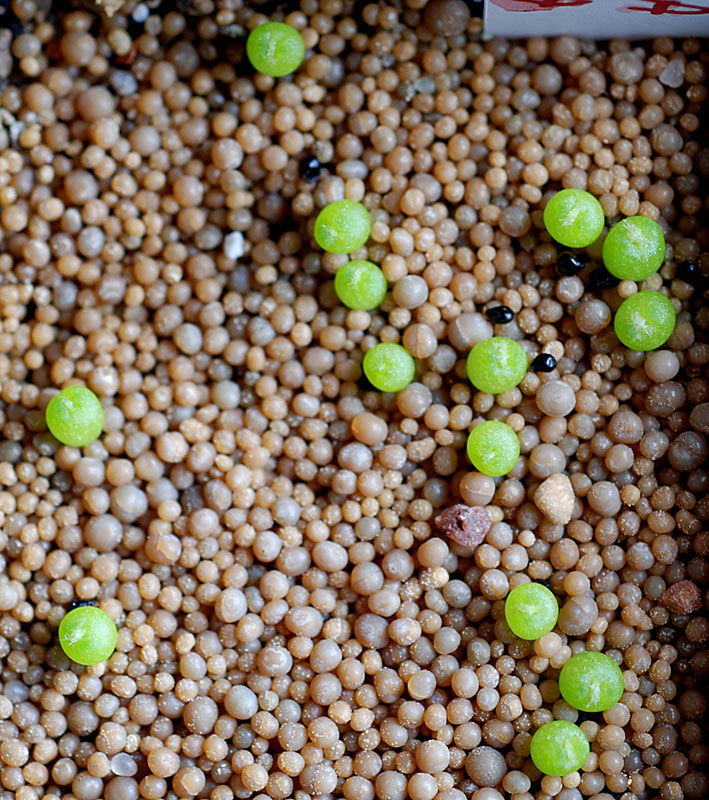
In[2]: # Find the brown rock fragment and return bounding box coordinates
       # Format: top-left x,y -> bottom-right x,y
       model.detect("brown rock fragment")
660,580 -> 702,615
434,504 -> 491,548
534,474 -> 575,525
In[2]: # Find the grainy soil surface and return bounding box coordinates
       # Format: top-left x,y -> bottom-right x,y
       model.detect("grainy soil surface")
0,3 -> 707,800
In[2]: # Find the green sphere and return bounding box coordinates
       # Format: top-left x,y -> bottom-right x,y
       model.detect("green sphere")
314,200 -> 371,254
614,291 -> 675,351
466,420 -> 520,477
602,216 -> 665,281
530,721 -> 590,776
46,386 -> 103,447
466,336 -> 528,395
559,651 -> 625,713
505,582 -> 558,640
363,343 -> 415,393
59,606 -> 118,666
246,22 -> 305,77
334,260 -> 387,310
543,189 -> 605,249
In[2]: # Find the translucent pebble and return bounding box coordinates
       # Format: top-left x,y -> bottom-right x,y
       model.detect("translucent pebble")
111,754 -> 138,777
659,58 -> 685,88
224,231 -> 245,260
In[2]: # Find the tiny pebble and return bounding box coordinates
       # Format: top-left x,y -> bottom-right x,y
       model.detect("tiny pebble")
660,580 -> 702,614
534,474 -> 575,525
434,504 -> 492,548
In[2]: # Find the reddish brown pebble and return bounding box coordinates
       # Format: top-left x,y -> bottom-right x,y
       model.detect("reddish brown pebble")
434,504 -> 492,548
660,581 -> 703,615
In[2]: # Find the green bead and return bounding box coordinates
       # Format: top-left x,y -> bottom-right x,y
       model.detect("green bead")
466,336 -> 528,395
246,22 -> 305,77
466,420 -> 520,477
614,291 -> 675,351
602,216 -> 665,281
46,386 -> 103,448
363,343 -> 415,393
543,189 -> 605,249
559,651 -> 625,712
314,200 -> 371,254
505,582 -> 558,640
334,260 -> 387,310
530,721 -> 590,776
59,606 -> 118,666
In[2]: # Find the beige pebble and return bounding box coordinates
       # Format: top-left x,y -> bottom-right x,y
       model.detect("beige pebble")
534,474 -> 575,525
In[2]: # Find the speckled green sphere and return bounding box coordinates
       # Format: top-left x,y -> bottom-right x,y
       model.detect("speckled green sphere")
363,343 -> 415,393
246,22 -> 305,77
46,386 -> 104,447
543,188 -> 605,249
602,216 -> 665,281
559,651 -> 625,713
466,336 -> 528,395
59,606 -> 117,666
530,721 -> 590,777
314,200 -> 371,254
505,582 -> 558,640
334,260 -> 388,310
614,291 -> 675,351
466,420 -> 520,477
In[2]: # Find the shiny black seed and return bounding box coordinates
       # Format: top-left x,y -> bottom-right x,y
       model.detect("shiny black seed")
589,268 -> 619,290
68,599 -> 96,611
531,353 -> 557,373
299,156 -> 322,181
485,305 -> 514,324
556,251 -> 586,276
676,260 -> 699,283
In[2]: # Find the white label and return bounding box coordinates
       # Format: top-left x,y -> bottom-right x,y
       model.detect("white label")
485,0 -> 709,39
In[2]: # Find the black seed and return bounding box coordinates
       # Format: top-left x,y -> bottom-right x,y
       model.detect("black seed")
676,260 -> 699,283
531,353 -> 557,373
556,251 -> 586,276
485,305 -> 514,324
589,268 -> 620,290
299,156 -> 322,181
68,599 -> 96,611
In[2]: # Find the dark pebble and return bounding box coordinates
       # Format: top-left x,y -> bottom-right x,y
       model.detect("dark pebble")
556,252 -> 586,276
299,156 -> 323,181
589,268 -> 620,290
68,599 -> 96,611
485,305 -> 514,324
530,353 -> 557,373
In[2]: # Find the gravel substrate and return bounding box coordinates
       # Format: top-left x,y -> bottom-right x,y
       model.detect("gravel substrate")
0,3 -> 707,800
